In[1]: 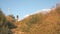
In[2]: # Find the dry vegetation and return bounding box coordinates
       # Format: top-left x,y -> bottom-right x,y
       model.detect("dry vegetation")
0,4 -> 60,34
15,4 -> 60,34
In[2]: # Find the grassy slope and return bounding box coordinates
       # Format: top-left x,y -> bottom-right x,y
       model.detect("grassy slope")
14,6 -> 60,34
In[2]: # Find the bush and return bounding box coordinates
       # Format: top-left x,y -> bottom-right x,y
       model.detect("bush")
0,9 -> 17,34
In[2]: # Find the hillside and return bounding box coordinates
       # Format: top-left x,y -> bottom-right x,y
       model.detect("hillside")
0,9 -> 17,34
1,4 -> 60,34
13,4 -> 60,34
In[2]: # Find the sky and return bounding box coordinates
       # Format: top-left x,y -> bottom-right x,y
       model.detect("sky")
0,0 -> 60,20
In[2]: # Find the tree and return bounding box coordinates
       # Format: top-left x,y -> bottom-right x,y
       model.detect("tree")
0,9 -> 17,34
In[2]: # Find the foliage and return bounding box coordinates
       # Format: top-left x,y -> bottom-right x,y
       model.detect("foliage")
7,21 -> 17,29
8,15 -> 15,19
0,9 -> 17,34
8,15 -> 16,22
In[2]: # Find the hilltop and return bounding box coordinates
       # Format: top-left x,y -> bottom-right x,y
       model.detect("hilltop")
14,4 -> 60,34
